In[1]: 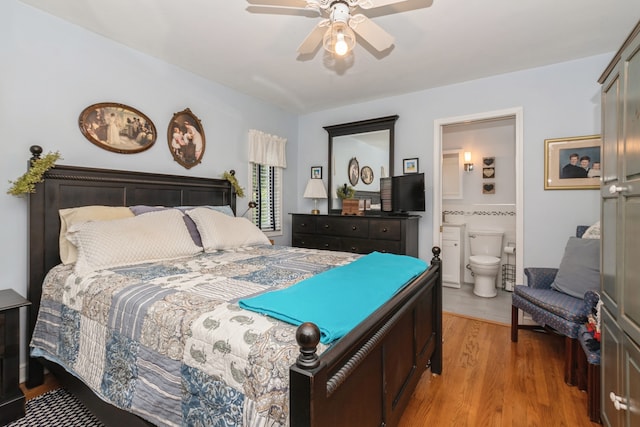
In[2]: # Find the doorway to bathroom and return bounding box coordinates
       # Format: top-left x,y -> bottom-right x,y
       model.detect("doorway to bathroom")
432,108 -> 523,324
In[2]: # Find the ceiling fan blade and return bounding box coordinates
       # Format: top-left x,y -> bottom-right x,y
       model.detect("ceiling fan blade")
246,0 -> 322,15
349,14 -> 394,51
297,20 -> 329,55
356,0 -> 410,9
246,0 -> 310,7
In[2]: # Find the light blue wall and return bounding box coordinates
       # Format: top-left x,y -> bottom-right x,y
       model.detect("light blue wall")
0,1 -> 298,305
297,54 -> 608,268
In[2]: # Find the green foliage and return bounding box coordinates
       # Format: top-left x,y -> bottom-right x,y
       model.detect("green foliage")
223,171 -> 245,198
7,151 -> 62,196
336,183 -> 355,199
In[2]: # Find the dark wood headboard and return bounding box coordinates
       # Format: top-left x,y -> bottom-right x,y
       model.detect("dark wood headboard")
26,151 -> 235,386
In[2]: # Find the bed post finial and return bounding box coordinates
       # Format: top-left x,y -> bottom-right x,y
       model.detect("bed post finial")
30,145 -> 43,163
431,246 -> 441,261
295,322 -> 321,369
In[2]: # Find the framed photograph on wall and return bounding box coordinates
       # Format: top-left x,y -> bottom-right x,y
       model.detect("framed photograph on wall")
167,108 -> 205,170
311,166 -> 322,179
78,102 -> 157,154
403,158 -> 419,174
544,134 -> 601,190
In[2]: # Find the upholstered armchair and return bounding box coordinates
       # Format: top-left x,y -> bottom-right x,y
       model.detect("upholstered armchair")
511,226 -> 600,386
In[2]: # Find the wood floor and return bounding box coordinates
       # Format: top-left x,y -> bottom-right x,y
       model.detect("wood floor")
398,312 -> 601,427
21,313 -> 600,426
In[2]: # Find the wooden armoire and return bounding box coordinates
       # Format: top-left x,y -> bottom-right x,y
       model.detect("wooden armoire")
598,20 -> 640,427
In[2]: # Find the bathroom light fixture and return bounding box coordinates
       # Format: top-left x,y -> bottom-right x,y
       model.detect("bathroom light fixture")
464,151 -> 474,172
303,179 -> 327,214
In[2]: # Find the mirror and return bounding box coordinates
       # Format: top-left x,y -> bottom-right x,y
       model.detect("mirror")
324,115 -> 398,213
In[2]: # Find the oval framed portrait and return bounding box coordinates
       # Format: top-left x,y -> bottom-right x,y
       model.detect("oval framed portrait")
167,108 -> 206,169
360,166 -> 374,185
348,157 -> 360,186
78,102 -> 157,154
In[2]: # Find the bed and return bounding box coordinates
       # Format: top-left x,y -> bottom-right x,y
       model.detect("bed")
25,146 -> 443,427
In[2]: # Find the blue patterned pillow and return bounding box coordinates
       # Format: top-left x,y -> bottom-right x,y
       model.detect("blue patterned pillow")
551,237 -> 600,298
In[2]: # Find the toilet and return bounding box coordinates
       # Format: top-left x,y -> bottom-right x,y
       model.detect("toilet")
467,230 -> 504,298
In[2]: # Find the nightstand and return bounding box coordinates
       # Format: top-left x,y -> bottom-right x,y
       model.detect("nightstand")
0,289 -> 31,425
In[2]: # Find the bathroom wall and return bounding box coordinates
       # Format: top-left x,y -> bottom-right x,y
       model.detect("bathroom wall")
442,117 -> 516,286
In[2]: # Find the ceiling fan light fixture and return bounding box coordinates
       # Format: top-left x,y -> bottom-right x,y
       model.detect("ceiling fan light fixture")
323,21 -> 356,57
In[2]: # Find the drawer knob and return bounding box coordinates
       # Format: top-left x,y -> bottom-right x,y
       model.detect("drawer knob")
300,223 -> 307,227
351,247 -> 357,251
324,243 -> 329,248
324,224 -> 329,229
382,227 -> 388,232
352,226 -> 358,231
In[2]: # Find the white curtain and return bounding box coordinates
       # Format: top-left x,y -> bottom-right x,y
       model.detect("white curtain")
248,129 -> 287,168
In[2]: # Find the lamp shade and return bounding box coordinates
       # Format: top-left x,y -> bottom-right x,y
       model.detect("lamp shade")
303,179 -> 328,199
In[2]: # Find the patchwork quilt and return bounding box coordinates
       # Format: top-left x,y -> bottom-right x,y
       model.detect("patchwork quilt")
30,245 -> 359,427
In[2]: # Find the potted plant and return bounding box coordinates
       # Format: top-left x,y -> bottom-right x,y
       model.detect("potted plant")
336,183 -> 355,200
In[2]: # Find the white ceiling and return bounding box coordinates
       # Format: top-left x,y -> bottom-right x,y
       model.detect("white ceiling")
18,0 -> 640,114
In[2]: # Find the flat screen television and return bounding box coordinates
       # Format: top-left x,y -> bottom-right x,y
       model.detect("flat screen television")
381,173 -> 426,214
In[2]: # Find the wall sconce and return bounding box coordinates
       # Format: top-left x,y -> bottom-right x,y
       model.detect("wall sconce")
240,201 -> 257,218
464,151 -> 474,172
303,179 -> 327,214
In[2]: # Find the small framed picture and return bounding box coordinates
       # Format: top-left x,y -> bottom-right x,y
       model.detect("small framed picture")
403,158 -> 419,174
311,166 -> 322,179
483,183 -> 495,194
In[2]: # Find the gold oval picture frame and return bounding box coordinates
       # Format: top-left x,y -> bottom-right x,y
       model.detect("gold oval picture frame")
168,108 -> 206,169
78,102 -> 157,154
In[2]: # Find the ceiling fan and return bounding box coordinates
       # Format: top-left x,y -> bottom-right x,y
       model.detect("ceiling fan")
249,0 -> 411,57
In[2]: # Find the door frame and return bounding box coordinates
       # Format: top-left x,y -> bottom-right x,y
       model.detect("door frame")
432,107 -> 524,287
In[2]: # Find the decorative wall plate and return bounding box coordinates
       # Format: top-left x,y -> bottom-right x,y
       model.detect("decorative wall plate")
167,108 -> 206,169
79,102 -> 157,154
483,167 -> 495,178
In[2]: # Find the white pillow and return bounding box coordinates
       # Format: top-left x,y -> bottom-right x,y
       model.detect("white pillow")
582,221 -> 600,239
67,209 -> 202,276
186,207 -> 271,251
59,206 -> 134,264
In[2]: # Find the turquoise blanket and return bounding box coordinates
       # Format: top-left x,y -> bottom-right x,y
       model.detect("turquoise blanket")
239,251 -> 428,344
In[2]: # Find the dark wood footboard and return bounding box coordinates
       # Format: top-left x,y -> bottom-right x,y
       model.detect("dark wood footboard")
291,248 -> 442,427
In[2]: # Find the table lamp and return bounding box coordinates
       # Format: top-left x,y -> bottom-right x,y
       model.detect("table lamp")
303,179 -> 327,214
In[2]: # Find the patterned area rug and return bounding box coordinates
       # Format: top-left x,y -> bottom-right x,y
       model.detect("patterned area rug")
4,389 -> 103,427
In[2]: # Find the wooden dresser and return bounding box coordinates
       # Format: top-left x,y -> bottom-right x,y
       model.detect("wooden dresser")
291,214 -> 419,257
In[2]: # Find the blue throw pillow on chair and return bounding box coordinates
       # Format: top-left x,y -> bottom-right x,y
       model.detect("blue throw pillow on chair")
550,236 -> 600,298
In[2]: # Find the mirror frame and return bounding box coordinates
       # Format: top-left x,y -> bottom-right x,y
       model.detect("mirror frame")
324,115 -> 398,213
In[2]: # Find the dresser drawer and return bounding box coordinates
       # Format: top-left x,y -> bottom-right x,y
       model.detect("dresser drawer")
292,234 -> 342,251
292,215 -> 317,234
369,219 -> 401,240
342,238 -> 401,255
316,217 -> 369,238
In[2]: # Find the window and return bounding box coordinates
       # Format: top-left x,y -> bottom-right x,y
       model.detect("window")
251,163 -> 282,233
